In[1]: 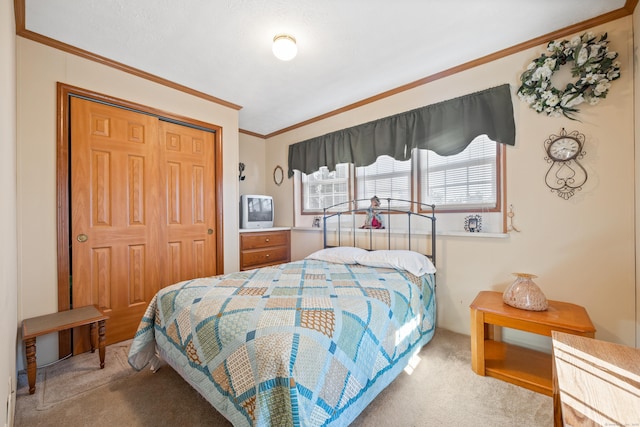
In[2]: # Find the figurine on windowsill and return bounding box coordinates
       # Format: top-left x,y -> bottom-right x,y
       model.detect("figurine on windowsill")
360,195 -> 384,229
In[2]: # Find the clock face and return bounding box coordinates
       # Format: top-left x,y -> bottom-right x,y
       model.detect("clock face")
548,137 -> 580,161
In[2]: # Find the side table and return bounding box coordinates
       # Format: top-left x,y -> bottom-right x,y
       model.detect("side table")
22,305 -> 109,394
470,291 -> 595,396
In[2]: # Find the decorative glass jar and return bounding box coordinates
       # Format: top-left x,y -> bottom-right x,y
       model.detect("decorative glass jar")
503,273 -> 548,311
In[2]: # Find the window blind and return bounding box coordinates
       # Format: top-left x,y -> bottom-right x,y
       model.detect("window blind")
419,135 -> 497,209
356,156 -> 411,208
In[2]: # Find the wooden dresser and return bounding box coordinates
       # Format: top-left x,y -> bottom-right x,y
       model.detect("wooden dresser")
239,228 -> 291,271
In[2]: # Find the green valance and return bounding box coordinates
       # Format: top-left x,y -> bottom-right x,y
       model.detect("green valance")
288,84 -> 515,177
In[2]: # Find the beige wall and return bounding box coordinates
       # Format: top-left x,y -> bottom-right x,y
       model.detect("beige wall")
239,133 -> 267,196
239,132 -> 294,229
2,1 -> 18,424
16,37 -> 241,369
265,18 -> 637,348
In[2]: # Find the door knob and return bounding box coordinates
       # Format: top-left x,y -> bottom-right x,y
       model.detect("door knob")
207,228 -> 213,235
77,234 -> 88,243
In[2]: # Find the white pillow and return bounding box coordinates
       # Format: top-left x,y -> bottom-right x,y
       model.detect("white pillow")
354,250 -> 436,276
305,246 -> 369,265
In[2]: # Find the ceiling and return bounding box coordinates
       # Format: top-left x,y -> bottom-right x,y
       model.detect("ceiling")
22,0 -> 629,137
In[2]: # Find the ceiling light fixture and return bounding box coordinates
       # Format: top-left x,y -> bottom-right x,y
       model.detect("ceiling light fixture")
272,34 -> 297,61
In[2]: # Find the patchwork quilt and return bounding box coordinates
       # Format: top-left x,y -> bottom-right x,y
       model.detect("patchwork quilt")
128,259 -> 436,427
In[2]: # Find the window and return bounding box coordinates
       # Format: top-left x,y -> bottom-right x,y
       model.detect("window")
296,134 -> 504,232
300,164 -> 350,213
419,135 -> 499,211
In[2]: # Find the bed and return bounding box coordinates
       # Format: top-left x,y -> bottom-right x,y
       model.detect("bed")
128,199 -> 437,426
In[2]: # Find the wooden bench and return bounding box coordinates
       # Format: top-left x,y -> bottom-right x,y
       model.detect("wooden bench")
22,305 -> 109,394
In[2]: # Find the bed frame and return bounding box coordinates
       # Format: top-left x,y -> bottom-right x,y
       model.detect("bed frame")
323,198 -> 436,266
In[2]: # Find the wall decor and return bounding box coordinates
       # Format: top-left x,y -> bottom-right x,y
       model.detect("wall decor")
238,162 -> 246,181
273,165 -> 284,186
544,128 -> 587,200
464,214 -> 482,232
507,204 -> 521,232
517,32 -> 621,120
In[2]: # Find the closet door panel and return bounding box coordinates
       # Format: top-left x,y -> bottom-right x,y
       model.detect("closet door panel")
71,97 -> 163,350
160,121 -> 217,285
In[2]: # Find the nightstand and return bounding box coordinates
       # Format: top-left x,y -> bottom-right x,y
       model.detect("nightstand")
470,290 -> 595,396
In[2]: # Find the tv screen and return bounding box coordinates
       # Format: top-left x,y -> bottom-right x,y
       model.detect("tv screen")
247,197 -> 273,222
240,195 -> 274,229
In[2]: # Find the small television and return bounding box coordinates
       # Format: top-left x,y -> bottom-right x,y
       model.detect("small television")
240,195 -> 274,229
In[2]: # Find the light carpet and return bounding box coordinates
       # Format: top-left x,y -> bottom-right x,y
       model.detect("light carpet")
17,340 -> 134,411
14,328 -> 553,426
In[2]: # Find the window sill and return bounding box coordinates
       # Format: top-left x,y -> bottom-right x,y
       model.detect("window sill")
292,227 -> 509,238
440,231 -> 509,239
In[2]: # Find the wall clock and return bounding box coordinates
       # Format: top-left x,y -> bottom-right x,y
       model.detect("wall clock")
543,128 -> 587,200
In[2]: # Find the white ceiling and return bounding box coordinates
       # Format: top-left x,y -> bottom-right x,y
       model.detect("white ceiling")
24,0 -> 627,136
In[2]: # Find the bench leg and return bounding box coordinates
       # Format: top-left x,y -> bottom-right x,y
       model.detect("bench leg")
25,337 -> 37,395
90,322 -> 96,353
98,319 -> 106,369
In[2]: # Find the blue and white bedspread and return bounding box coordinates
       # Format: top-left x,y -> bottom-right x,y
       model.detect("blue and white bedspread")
128,259 -> 436,427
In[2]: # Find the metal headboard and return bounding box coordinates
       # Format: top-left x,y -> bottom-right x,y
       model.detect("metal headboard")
322,198 -> 436,266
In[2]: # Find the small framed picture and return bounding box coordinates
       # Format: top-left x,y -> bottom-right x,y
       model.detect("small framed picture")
464,214 -> 482,232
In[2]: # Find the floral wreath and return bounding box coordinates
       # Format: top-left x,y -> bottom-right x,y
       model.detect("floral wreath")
517,32 -> 621,119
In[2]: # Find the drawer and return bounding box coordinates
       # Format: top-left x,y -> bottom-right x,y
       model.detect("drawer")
241,246 -> 289,269
241,231 -> 289,250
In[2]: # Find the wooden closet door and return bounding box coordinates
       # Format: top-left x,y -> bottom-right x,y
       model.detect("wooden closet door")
71,97 -> 164,350
70,98 -> 218,352
160,120 -> 217,285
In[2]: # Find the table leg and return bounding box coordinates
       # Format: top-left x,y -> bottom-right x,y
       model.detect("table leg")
98,319 -> 106,369
470,307 -> 486,375
25,337 -> 37,395
552,346 -> 563,427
